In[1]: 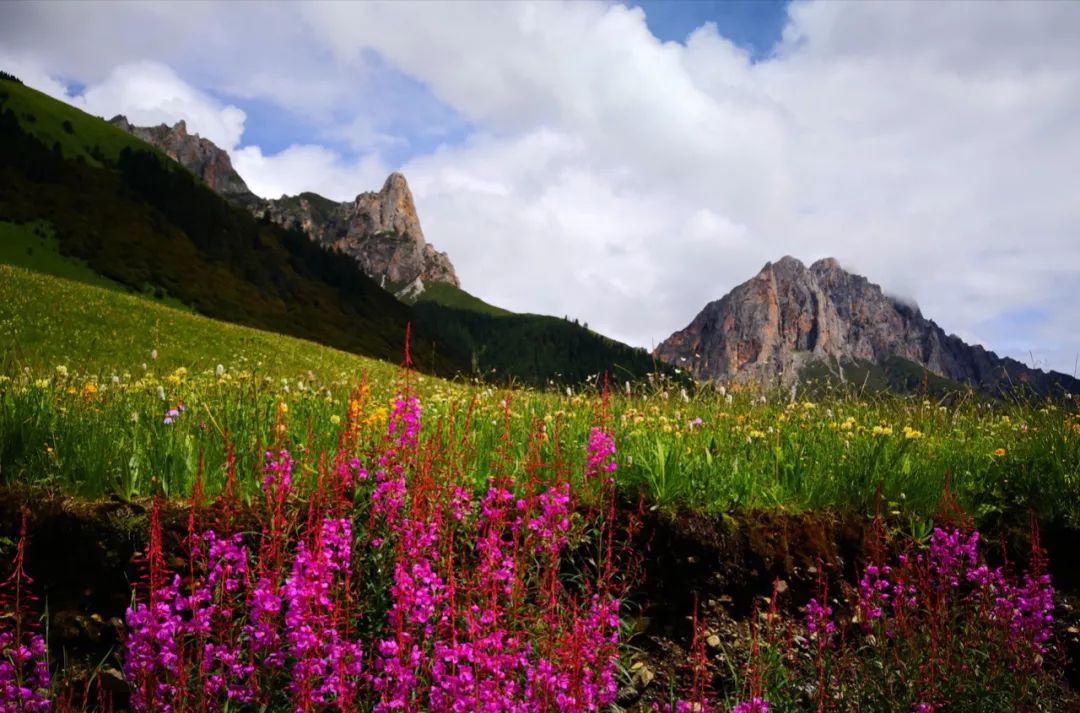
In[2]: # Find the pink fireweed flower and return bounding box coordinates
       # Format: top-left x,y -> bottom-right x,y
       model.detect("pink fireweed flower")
1005,572 -> 1055,658
585,428 -> 617,483
244,575 -> 284,666
929,528 -> 979,589
0,630 -> 50,713
731,698 -> 768,713
856,564 -> 892,630
262,449 -> 294,497
804,598 -> 835,650
123,574 -> 184,710
527,482 -> 572,555
283,517 -> 364,706
449,485 -> 473,522
387,395 -> 421,451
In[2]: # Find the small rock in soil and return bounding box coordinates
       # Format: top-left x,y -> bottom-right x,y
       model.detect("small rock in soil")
616,685 -> 640,706
632,664 -> 655,690
98,667 -> 126,694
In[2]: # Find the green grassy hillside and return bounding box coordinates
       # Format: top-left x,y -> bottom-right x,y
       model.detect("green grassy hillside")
413,282 -> 512,317
0,77 -> 465,374
0,77 -> 672,386
0,263 -> 393,380
0,77 -> 154,165
3,262 -> 1079,531
413,301 -> 665,385
799,355 -> 972,399
0,219 -> 122,291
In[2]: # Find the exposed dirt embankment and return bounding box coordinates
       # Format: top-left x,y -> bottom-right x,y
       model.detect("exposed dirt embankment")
1,488 -> 1078,708
620,506 -> 1080,708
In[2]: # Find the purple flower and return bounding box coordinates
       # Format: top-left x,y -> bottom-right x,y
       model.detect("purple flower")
804,598 -> 835,650
0,630 -> 50,713
586,428 -> 617,483
732,698 -> 768,713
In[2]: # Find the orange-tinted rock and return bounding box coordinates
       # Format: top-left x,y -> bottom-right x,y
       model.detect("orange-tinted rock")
656,256 -> 1080,395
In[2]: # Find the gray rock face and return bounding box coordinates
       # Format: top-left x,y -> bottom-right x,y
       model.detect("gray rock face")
262,175 -> 459,287
109,115 -> 262,209
656,256 -> 1080,394
109,118 -> 459,289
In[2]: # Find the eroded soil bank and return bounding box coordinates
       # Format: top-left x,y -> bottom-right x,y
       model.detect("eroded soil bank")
1,488 -> 1078,710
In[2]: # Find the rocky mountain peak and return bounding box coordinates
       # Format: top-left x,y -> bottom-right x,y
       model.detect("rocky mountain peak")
810,256 -> 842,273
655,257 -> 1079,395
109,117 -> 459,291
334,173 -> 459,288
350,172 -> 425,244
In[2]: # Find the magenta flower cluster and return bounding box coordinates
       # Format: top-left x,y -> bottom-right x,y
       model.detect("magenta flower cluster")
731,697 -> 769,713
0,511 -> 50,713
847,527 -> 1056,663
119,393 -> 623,712
0,631 -> 50,713
803,596 -> 835,650
369,398 -> 622,712
586,427 -> 617,484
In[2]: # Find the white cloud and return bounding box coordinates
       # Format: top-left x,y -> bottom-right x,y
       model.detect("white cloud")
232,144 -> 388,202
0,51 -> 73,101
3,1 -> 1080,373
71,62 -> 247,150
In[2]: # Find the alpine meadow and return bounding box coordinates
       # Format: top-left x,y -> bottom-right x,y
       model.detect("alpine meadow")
3,3 -> 1080,712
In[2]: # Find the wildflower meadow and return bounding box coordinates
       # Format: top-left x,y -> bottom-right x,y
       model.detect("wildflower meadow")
1,265 -> 1079,711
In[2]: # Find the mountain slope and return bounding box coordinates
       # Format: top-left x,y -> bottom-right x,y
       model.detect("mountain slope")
412,302 -> 658,385
108,116 -> 459,292
0,263 -> 399,381
0,76 -> 662,386
656,256 -> 1080,395
0,77 -> 460,373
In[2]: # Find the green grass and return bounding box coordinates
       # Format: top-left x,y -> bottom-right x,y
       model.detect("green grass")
0,219 -> 191,310
413,282 -> 512,317
2,264 -> 1079,530
0,219 -> 122,291
0,263 -> 400,381
0,78 -> 156,166
800,355 -> 970,398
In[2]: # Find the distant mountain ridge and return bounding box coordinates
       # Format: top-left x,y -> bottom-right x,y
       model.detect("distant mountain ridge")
108,115 -> 458,295
656,256 -> 1080,395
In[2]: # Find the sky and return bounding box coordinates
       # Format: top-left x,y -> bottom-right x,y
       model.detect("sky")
2,1 -> 1079,376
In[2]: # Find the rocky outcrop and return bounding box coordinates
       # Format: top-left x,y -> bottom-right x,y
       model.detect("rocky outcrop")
260,175 -> 459,288
109,118 -> 459,290
656,256 -> 1080,395
108,115 -> 262,209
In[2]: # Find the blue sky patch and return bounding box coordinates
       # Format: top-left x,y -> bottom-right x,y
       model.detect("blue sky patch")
634,0 -> 790,59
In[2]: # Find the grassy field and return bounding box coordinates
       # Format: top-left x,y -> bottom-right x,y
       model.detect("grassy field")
2,264 -> 1078,527
2,262 -> 1078,712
